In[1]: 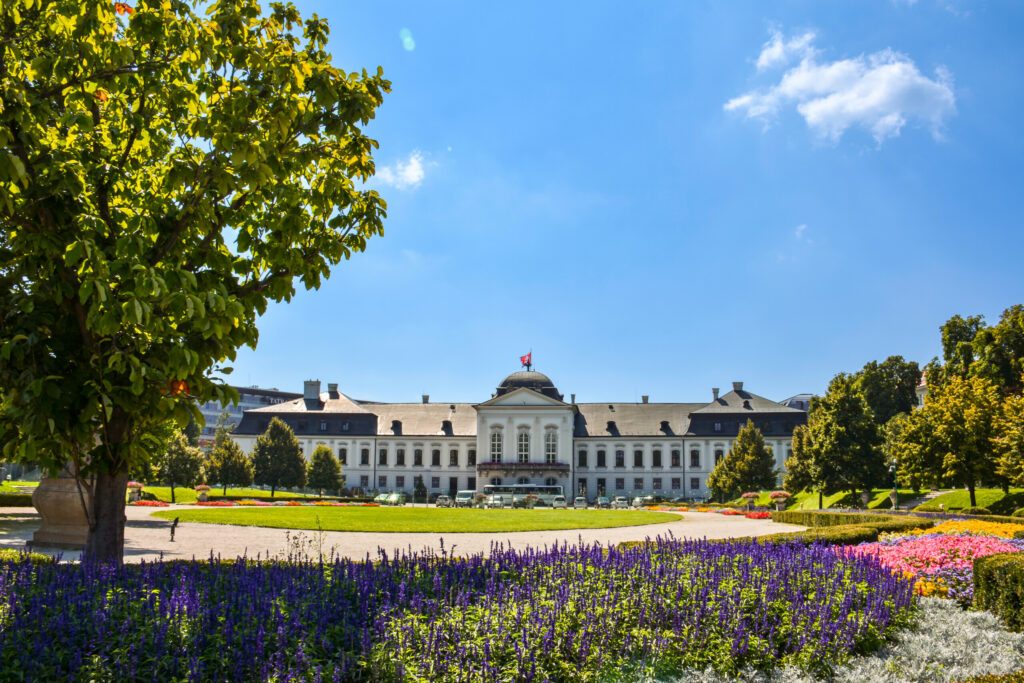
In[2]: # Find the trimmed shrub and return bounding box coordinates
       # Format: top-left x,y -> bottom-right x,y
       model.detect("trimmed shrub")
756,525 -> 882,546
974,553 -> 1024,632
962,506 -> 995,516
1012,509 -> 1024,518
0,493 -> 34,507
961,672 -> 1024,683
0,548 -> 52,563
770,510 -> 933,532
1014,531 -> 1024,540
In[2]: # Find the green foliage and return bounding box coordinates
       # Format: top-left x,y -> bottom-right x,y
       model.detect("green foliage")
961,507 -> 994,515
960,672 -> 1024,683
707,420 -> 776,501
929,306 -> 1024,394
885,409 -> 939,491
996,393 -> 1024,487
206,433 -> 254,495
0,548 -> 53,563
1013,509 -> 1024,518
252,418 -> 305,496
914,489 -> 1024,514
974,553 -> 1024,632
782,424 -> 814,493
306,445 -> 340,496
154,431 -> 203,503
0,0 -> 388,560
855,355 -> 921,425
138,485 -> 318,504
753,525 -> 884,547
805,373 -> 886,496
770,510 -> 933,532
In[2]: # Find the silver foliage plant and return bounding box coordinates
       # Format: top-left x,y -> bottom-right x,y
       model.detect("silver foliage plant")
667,598 -> 1024,683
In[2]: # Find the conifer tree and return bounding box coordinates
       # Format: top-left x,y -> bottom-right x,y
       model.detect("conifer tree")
707,420 -> 777,501
307,445 -> 341,497
252,418 -> 306,497
156,431 -> 204,503
208,432 -> 254,496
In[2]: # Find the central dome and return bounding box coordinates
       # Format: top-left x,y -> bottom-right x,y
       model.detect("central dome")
496,370 -> 563,401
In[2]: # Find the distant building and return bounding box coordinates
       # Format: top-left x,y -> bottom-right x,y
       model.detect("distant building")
780,394 -> 815,412
916,373 -> 928,408
197,385 -> 301,450
231,370 -> 806,500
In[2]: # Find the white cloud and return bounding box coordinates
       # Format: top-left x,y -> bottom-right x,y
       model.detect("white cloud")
376,151 -> 426,190
725,31 -> 956,144
757,29 -> 817,71
794,223 -> 807,240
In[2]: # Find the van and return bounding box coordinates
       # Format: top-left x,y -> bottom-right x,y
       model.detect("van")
454,490 -> 476,508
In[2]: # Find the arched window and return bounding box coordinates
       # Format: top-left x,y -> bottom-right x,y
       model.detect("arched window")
544,430 -> 557,463
544,477 -> 557,486
490,428 -> 503,462
517,429 -> 530,463
489,477 -> 502,486
517,477 -> 529,485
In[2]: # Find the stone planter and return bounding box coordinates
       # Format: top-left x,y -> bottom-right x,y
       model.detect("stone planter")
31,475 -> 91,549
860,491 -> 872,508
197,491 -> 208,502
775,501 -> 786,511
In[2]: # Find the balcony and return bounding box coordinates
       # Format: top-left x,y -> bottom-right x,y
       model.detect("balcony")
476,460 -> 571,475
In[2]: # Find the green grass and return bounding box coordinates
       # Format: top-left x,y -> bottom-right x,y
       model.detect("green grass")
141,486 -> 320,504
914,488 -> 1024,514
0,481 -> 37,493
151,507 -> 680,533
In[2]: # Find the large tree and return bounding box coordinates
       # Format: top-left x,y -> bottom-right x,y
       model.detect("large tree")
252,418 -> 305,497
926,375 -> 1002,507
706,420 -> 777,501
884,410 -> 939,492
995,391 -> 1024,487
206,423 -> 253,496
0,1 -> 388,561
783,424 -> 820,504
804,373 -> 886,499
855,355 -> 921,426
306,444 -> 340,497
155,431 -> 203,503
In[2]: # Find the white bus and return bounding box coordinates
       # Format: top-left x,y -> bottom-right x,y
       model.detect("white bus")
481,484 -> 564,508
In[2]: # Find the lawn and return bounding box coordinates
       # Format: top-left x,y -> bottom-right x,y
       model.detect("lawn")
913,488 -> 1024,514
151,507 -> 679,533
140,485 -> 321,504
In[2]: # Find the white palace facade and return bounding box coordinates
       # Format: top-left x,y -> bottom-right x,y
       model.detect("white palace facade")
231,371 -> 807,500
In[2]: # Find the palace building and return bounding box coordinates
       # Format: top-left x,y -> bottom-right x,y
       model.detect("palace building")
231,370 -> 807,500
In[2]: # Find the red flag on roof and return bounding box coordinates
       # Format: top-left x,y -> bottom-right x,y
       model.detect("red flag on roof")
520,352 -> 532,368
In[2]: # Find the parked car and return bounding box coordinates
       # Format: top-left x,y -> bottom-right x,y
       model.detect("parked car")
485,494 -> 505,509
435,494 -> 452,508
573,496 -> 588,509
630,496 -> 644,508
373,493 -> 389,504
454,490 -> 476,508
386,492 -> 407,506
551,495 -> 567,509
595,496 -> 611,509
611,496 -> 629,509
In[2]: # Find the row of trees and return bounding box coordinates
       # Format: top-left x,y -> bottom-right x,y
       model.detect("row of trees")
785,306 -> 1024,508
154,417 -> 343,501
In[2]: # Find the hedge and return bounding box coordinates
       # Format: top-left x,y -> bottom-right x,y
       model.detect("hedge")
960,672 -> 1024,683
974,553 -> 1024,632
0,493 -> 34,507
770,510 -> 934,532
0,548 -> 52,563
1013,509 -> 1024,518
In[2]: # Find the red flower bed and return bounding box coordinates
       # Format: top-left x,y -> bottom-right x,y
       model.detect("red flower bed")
718,509 -> 745,516
745,511 -> 771,520
129,500 -> 169,507
196,500 -> 235,507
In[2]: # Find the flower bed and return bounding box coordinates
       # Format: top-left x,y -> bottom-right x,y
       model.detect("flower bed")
195,500 -> 235,507
900,519 -> 1024,539
0,539 -> 914,680
234,499 -> 272,507
745,511 -> 771,520
128,500 -> 168,507
718,508 -> 746,516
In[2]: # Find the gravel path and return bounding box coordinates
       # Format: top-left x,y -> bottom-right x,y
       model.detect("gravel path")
0,506 -> 805,563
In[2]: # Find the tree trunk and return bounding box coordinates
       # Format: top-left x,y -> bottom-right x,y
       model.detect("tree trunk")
818,490 -> 823,509
223,483 -> 228,496
271,484 -> 276,498
968,482 -> 977,508
170,482 -> 176,503
84,471 -> 129,563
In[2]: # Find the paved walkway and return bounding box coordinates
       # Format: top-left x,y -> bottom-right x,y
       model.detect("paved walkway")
0,506 -> 805,563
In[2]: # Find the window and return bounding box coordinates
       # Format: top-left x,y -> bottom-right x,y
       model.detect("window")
490,429 -> 503,462
396,476 -> 405,488
653,477 -> 662,491
545,477 -> 557,486
652,449 -> 662,468
431,449 -> 441,467
597,478 -> 606,495
342,422 -> 350,432
690,477 -> 700,490
319,420 -> 327,432
431,477 -> 440,489
544,430 -> 557,463
360,448 -> 369,466
359,475 -> 369,487
396,449 -> 406,466
597,450 -> 607,467
467,476 -> 476,490
414,449 -> 423,467
633,477 -> 643,491
690,450 -> 700,468
338,447 -> 347,465
671,477 -> 681,490
517,477 -> 529,485
578,450 -> 588,467
517,430 -> 530,463
378,475 -> 387,489
615,478 -> 624,491
714,422 -> 722,432
671,450 -> 680,468
714,449 -> 724,465
378,449 -> 388,466
449,450 -> 459,467
633,450 -> 643,468
468,449 -> 477,466
615,450 -> 625,468
489,477 -> 502,486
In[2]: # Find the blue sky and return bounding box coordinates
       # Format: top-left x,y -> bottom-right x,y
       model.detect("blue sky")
228,0 -> 1024,404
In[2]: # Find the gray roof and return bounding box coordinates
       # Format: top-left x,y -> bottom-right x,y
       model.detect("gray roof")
691,389 -> 804,415
574,403 -> 705,438
244,392 -> 372,415
368,403 -> 476,437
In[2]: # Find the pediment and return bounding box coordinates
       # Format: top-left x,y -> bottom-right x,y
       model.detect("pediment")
476,387 -> 567,408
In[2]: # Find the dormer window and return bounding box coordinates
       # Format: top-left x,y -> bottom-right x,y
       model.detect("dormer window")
742,400 -> 751,410
714,422 -> 722,432
391,420 -> 402,435
442,420 -> 453,435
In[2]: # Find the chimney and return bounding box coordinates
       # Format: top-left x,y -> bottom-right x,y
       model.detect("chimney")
422,394 -> 429,404
303,379 -> 321,402
712,387 -> 720,401
571,393 -> 576,404
327,383 -> 339,398
641,395 -> 649,404
733,381 -> 744,392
